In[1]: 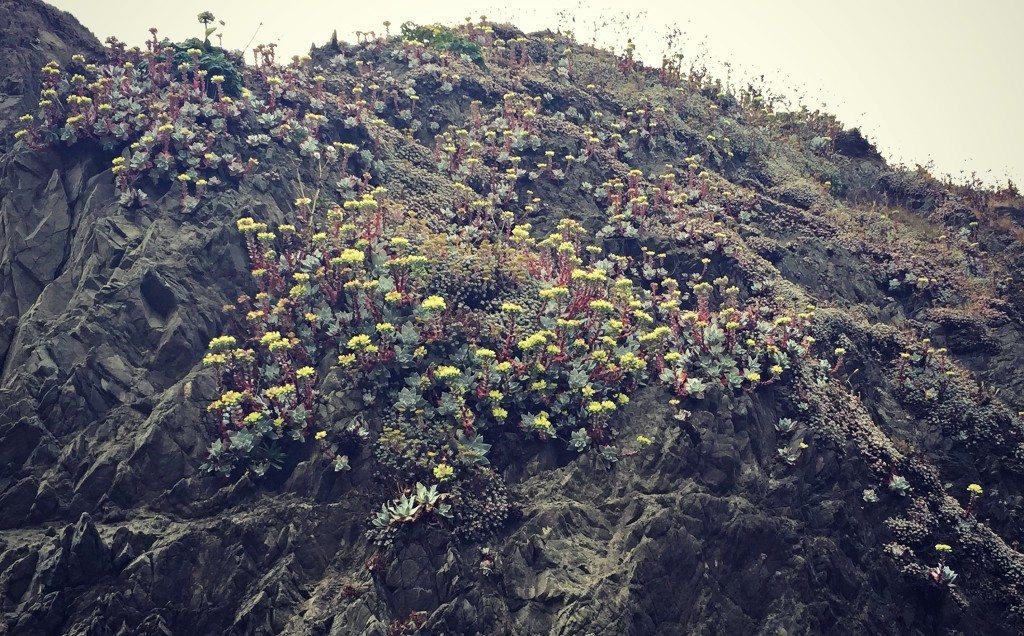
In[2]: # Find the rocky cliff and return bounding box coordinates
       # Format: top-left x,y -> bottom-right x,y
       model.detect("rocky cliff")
2,3 -> 1024,635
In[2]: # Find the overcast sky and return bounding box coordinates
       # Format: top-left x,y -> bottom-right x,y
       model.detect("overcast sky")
48,0 -> 1024,186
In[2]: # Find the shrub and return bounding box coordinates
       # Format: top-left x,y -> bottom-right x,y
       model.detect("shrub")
401,22 -> 485,67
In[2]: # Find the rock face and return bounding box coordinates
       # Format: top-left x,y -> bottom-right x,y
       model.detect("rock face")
3,3 -> 1024,635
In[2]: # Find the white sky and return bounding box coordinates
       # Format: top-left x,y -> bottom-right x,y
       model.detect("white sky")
49,0 -> 1024,186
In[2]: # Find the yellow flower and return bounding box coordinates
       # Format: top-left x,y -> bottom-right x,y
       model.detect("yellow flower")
264,384 -> 296,400
518,331 -> 552,351
433,463 -> 455,480
636,435 -> 653,446
967,483 -> 983,495
268,338 -> 293,352
435,365 -> 461,380
492,406 -> 508,420
219,390 -> 244,406
618,352 -> 646,372
314,430 -> 327,440
337,248 -> 364,265
202,353 -> 227,366
421,295 -> 447,311
539,286 -> 570,300
530,411 -> 554,433
260,331 -> 283,347
935,543 -> 952,554
208,335 -> 237,351
348,334 -> 373,349
296,366 -> 315,379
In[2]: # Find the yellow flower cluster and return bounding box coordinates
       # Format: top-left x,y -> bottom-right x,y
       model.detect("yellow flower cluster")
208,390 -> 245,411
571,268 -> 607,283
208,335 -> 237,351
618,352 -> 646,372
638,326 -> 671,343
587,400 -> 617,414
421,295 -> 447,311
260,331 -> 293,352
264,384 -> 296,400
236,217 -> 269,234
434,365 -> 461,380
203,353 -> 228,366
518,330 -> 553,351
539,286 -> 569,300
337,248 -> 364,265
529,411 -> 554,433
433,463 -> 454,480
347,334 -> 373,349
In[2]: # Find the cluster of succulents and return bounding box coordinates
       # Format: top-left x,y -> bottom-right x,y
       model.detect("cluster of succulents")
200,172 -> 817,547
893,338 -> 1024,473
400,23 -> 486,67
13,18 -> 345,211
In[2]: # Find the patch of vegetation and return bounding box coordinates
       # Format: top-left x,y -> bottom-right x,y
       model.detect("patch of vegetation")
401,22 -> 485,67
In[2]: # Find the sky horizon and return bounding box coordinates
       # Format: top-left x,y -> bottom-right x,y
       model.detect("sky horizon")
46,0 -> 1024,187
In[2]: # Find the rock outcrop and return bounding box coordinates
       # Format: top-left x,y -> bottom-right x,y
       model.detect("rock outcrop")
2,3 -> 1024,635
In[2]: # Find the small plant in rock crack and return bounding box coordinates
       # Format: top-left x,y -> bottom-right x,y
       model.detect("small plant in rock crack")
775,417 -> 797,434
964,483 -> 984,516
888,474 -> 911,495
370,482 -> 453,547
930,543 -> 958,585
